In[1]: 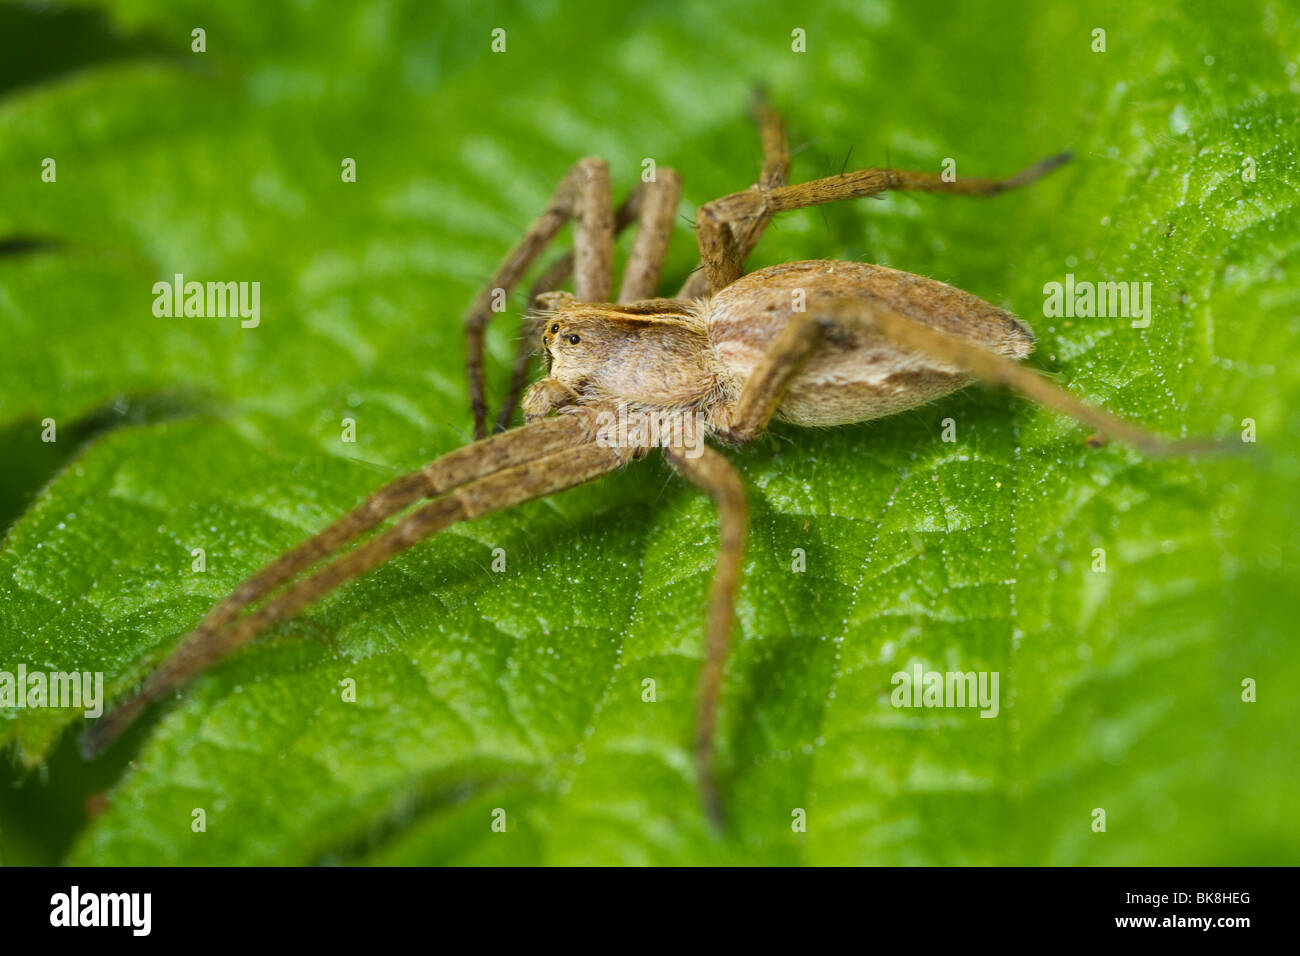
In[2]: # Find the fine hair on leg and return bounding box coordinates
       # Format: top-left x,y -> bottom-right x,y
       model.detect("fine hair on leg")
664,443 -> 748,828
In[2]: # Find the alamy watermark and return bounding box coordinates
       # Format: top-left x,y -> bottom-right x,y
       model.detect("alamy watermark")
50,886 -> 151,936
594,406 -> 707,458
152,273 -> 260,328
1043,274 -> 1153,328
890,663 -> 1000,718
0,665 -> 104,717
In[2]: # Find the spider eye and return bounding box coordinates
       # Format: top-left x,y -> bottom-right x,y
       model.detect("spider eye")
567,334 -> 580,345
551,324 -> 559,334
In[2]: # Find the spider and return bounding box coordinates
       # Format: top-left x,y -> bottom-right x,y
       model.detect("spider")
84,97 -> 1215,825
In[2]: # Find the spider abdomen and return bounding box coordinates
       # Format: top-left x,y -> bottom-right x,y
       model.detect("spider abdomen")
705,260 -> 1035,426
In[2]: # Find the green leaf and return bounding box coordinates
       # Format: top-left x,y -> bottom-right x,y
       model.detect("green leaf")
1,0 -> 1297,864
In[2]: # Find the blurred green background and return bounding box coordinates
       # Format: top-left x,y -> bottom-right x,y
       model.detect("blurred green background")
0,0 -> 1297,864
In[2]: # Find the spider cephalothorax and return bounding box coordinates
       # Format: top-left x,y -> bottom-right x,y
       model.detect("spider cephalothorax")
529,300 -> 724,418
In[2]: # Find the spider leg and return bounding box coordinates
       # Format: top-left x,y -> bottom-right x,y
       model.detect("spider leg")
679,89 -> 790,299
825,298 -> 1233,455
495,227 -> 622,437
465,157 -> 614,438
82,415 -> 629,757
494,171 -> 683,434
617,167 -> 682,302
718,298 -> 1226,456
151,415 -> 595,671
694,150 -> 1071,294
713,311 -> 828,444
665,443 -> 748,828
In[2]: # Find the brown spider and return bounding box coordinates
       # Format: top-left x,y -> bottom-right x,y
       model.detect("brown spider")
84,97 -> 1215,825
